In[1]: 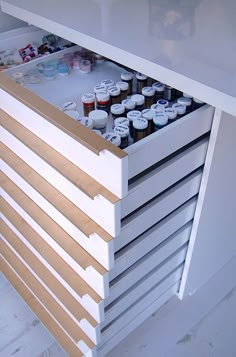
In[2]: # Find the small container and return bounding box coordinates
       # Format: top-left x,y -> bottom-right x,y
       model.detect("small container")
113,124 -> 129,149
92,129 -> 102,136
25,69 -> 41,84
157,99 -> 169,108
81,93 -> 96,116
62,101 -> 77,111
192,98 -> 205,110
127,110 -> 142,138
94,53 -> 105,64
102,132 -> 121,147
172,103 -> 186,118
12,72 -> 24,85
152,82 -> 165,101
72,57 -> 80,70
133,118 -> 148,143
164,108 -> 178,122
136,73 -> 148,94
111,104 -> 126,124
131,94 -> 145,111
94,84 -> 107,94
64,110 -> 80,120
89,110 -> 108,133
153,113 -> 169,131
121,99 -> 136,114
43,64 -> 57,80
57,62 -> 70,76
116,81 -> 129,101
36,62 -> 47,74
142,86 -> 155,108
101,79 -> 114,88
150,103 -> 165,112
79,59 -> 91,73
77,116 -> 93,129
142,109 -> 156,134
108,86 -> 121,105
177,96 -> 192,113
164,85 -> 176,101
121,71 -> 133,95
96,91 -> 110,113
114,117 -> 129,127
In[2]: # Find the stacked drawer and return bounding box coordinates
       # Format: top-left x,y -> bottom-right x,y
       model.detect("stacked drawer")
0,73 -> 214,356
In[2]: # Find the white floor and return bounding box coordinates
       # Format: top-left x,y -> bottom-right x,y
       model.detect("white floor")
0,265 -> 236,357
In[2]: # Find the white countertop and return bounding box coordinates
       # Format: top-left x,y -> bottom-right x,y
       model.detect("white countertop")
1,0 -> 236,115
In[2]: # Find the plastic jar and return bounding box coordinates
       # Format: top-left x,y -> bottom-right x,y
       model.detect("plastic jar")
101,79 -> 114,88
62,101 -> 77,111
122,99 -> 136,114
127,110 -> 142,138
136,73 -> 148,94
116,81 -> 129,101
113,124 -> 129,149
164,108 -> 178,123
164,85 -> 176,101
102,132 -> 121,147
131,94 -> 145,111
153,113 -> 169,131
88,110 -> 108,133
142,86 -> 155,108
177,96 -> 192,113
110,104 -> 125,120
172,103 -> 186,118
77,116 -> 93,129
96,91 -> 110,113
114,117 -> 129,127
79,59 -> 91,73
133,118 -> 148,143
152,82 -> 165,101
57,62 -> 70,76
157,99 -> 169,108
108,86 -> 121,105
43,64 -> 57,80
142,109 -> 156,134
81,93 -> 96,116
192,98 -> 205,110
121,71 -> 133,95
94,84 -> 107,94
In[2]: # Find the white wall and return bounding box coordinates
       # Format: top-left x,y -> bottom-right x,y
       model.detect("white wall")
0,9 -> 27,32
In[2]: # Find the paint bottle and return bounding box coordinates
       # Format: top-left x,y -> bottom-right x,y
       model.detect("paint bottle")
142,109 -> 156,134
113,125 -> 129,149
164,108 -> 178,123
116,81 -> 129,101
77,116 -> 93,129
153,113 -> 168,131
127,110 -> 142,138
96,91 -> 110,113
133,118 -> 148,142
121,71 -> 133,95
131,94 -> 145,111
157,99 -> 169,108
136,73 -> 148,94
142,86 -> 155,108
177,96 -> 192,113
122,99 -> 136,114
152,82 -> 165,101
108,86 -> 121,105
164,85 -> 176,101
88,110 -> 108,133
110,104 -> 125,120
102,132 -> 121,147
62,101 -> 77,111
114,117 -> 129,127
81,93 -> 96,116
101,79 -> 114,88
172,103 -> 186,118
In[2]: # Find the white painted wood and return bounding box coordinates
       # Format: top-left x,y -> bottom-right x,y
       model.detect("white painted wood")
103,255 -> 186,328
125,105 -> 213,179
2,1 -> 236,117
179,110 -> 236,297
116,169 -> 202,251
108,223 -> 191,305
111,198 -> 197,281
1,126 -> 120,238
122,137 -> 208,217
101,273 -> 181,345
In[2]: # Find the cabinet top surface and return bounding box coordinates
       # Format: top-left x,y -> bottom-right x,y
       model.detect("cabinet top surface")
1,0 -> 236,115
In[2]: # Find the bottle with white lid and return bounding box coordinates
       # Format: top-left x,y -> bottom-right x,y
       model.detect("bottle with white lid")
131,94 -> 145,111
92,129 -> 102,136
121,71 -> 133,95
164,108 -> 178,122
192,98 -> 205,110
142,109 -> 156,134
133,118 -> 148,142
122,99 -> 136,114
114,117 -> 129,127
77,116 -> 93,129
96,91 -> 110,113
152,82 -> 165,101
142,86 -> 155,108
153,113 -> 169,131
116,81 -> 129,101
157,99 -> 169,108
177,96 -> 192,113
136,73 -> 148,94
110,103 -> 125,120
127,110 -> 142,138
151,103 -> 165,112
94,84 -> 107,94
113,124 -> 129,149
164,85 -> 176,101
172,103 -> 186,118
108,86 -> 121,105
64,110 -> 80,120
102,132 -> 121,147
81,93 -> 95,116
101,79 -> 114,88
62,101 -> 77,111
88,110 -> 108,133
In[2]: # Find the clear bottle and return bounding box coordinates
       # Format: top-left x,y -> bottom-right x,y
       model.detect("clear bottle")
131,94 -> 145,111
108,86 -> 121,105
102,132 -> 121,147
113,124 -> 129,149
122,99 -> 136,114
133,118 -> 148,143
136,73 -> 148,94
96,91 -> 110,113
116,81 -> 129,101
142,109 -> 156,134
110,104 -> 125,120
121,71 -> 133,95
127,110 -> 142,138
88,110 -> 108,133
81,93 -> 96,116
142,86 -> 155,108
152,82 -> 165,101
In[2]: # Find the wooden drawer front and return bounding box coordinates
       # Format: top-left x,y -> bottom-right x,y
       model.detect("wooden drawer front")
122,136 -> 209,218
108,222 -> 191,305
111,197 -> 197,281
0,115 -> 120,237
125,105 -> 214,179
116,168 -> 203,251
103,247 -> 187,328
0,242 -> 96,356
1,149 -> 114,272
